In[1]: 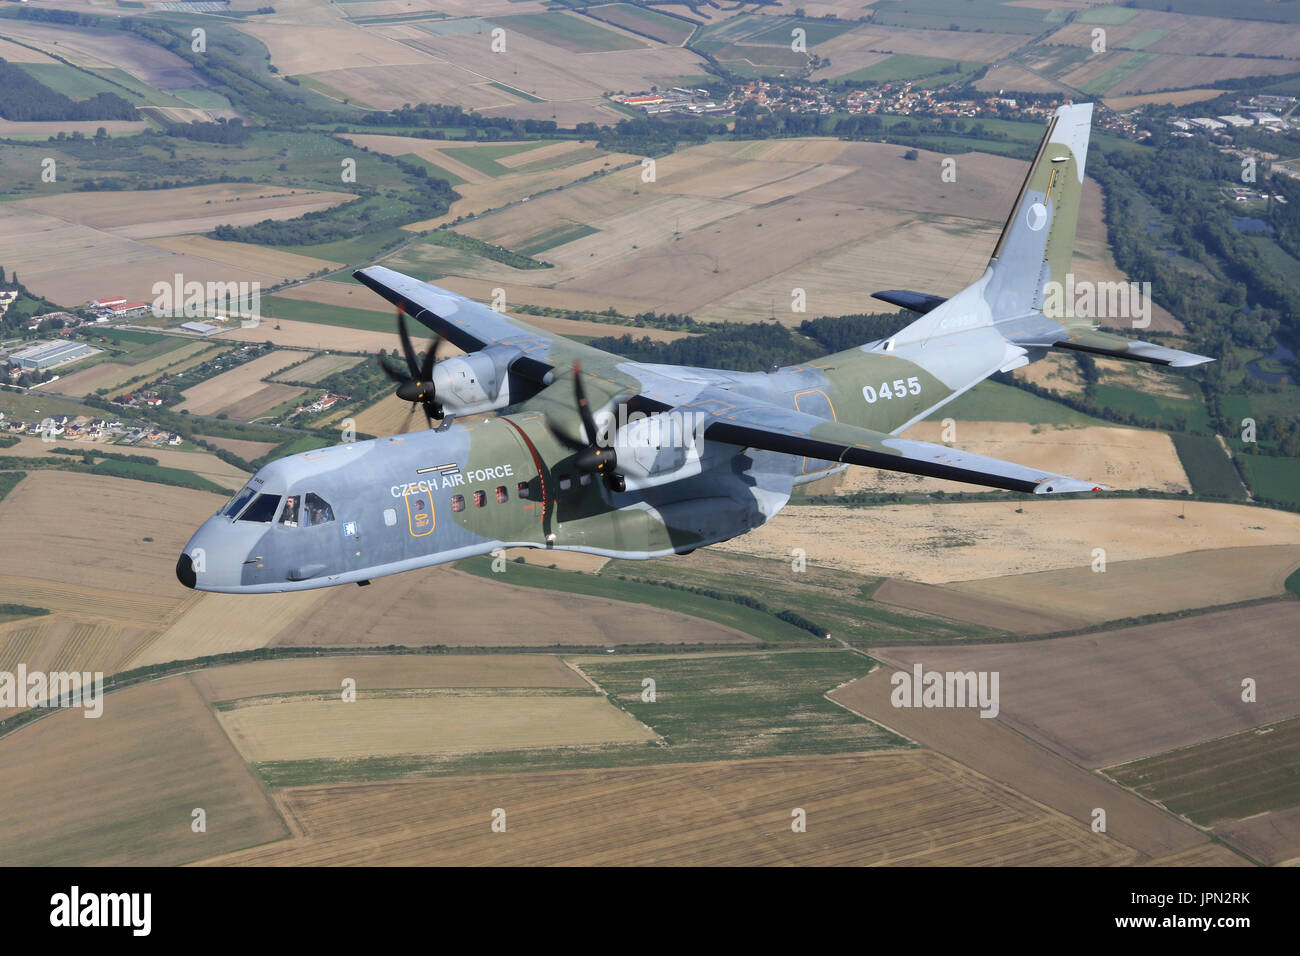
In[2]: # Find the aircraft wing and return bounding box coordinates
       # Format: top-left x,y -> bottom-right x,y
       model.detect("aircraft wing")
681,389 -> 1104,495
353,265 -> 630,383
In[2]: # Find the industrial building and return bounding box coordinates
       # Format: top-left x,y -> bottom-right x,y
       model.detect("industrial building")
6,339 -> 99,370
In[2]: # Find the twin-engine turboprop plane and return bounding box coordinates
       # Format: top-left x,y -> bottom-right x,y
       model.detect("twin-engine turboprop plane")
177,103 -> 1211,593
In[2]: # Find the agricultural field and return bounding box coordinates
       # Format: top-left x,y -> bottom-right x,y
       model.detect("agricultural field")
870,602 -> 1300,769
0,677 -> 287,866
0,184 -> 354,307
587,4 -> 696,46
829,667 -> 1215,861
198,750 -> 1142,866
174,350 -> 307,418
448,137 -> 1151,326
946,545 -> 1300,622
719,498 -> 1300,584
217,694 -> 656,762
269,560 -> 760,650
837,422 -> 1191,496
271,353 -> 364,384
1107,716 -> 1300,832
0,435 -> 249,489
54,340 -> 222,399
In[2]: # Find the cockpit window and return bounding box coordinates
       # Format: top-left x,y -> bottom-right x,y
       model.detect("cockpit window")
280,492 -> 335,528
304,492 -> 334,526
280,494 -> 301,527
222,484 -> 258,517
237,493 -> 282,523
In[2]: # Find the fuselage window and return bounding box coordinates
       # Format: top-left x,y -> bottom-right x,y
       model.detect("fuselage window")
579,473 -> 592,487
223,485 -> 257,517
517,481 -> 530,500
558,474 -> 572,491
451,494 -> 465,512
473,490 -> 486,508
495,485 -> 508,504
238,493 -> 282,523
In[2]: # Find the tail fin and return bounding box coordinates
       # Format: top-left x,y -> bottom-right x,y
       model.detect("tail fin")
984,102 -> 1092,321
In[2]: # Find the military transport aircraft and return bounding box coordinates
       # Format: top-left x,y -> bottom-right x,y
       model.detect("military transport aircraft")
177,103 -> 1211,593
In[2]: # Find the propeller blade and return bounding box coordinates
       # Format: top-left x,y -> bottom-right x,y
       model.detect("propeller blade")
571,361 -> 601,447
396,307 -> 421,379
376,353 -> 406,382
398,402 -> 417,435
545,417 -> 586,451
420,334 -> 440,382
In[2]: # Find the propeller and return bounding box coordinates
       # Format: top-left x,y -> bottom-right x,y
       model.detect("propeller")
546,361 -> 623,491
377,304 -> 443,429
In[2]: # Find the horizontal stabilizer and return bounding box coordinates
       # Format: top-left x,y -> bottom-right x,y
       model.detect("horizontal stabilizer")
1019,327 -> 1213,368
871,289 -> 948,315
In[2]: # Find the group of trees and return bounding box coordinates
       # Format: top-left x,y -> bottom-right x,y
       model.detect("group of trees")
0,59 -> 134,122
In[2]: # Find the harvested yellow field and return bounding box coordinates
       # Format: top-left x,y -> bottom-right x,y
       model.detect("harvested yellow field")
190,654 -> 587,704
52,341 -> 222,397
346,392 -> 417,440
13,183 -> 355,239
271,353 -> 363,383
0,470 -> 221,603
496,139 -> 588,169
0,435 -> 247,488
714,499 -> 1300,584
0,204 -> 296,306
0,616 -> 155,715
0,676 -> 287,866
274,562 -> 758,648
224,316 -> 393,353
198,751 -> 1142,866
146,236 -> 341,280
1104,89 -> 1225,110
126,589 -> 329,669
948,545 -> 1300,623
241,22 -> 429,74
0,36 -> 59,62
175,350 -> 304,416
837,423 -> 1190,496
198,435 -> 279,460
400,150 -> 639,231
216,694 -> 657,762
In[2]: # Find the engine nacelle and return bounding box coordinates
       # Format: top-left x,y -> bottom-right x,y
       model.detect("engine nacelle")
604,408 -> 717,492
432,346 -> 547,417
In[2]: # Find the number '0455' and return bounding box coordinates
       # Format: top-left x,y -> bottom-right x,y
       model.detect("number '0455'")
863,377 -> 921,403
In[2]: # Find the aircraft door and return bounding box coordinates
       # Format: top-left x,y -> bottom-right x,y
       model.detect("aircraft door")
402,483 -> 436,538
793,389 -> 839,475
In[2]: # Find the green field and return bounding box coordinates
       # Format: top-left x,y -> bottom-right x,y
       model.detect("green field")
0,470 -> 25,504
497,12 -> 645,53
1170,432 -> 1246,499
1237,453 -> 1300,507
610,550 -> 1001,645
254,649 -> 903,786
930,381 -> 1108,426
870,0 -> 1050,34
262,296 -> 391,333
745,17 -> 857,47
396,153 -> 467,187
1107,717 -> 1300,825
1092,383 -> 1211,433
487,81 -> 545,104
446,142 -> 552,178
515,223 -> 598,256
1079,52 -> 1157,97
1078,5 -> 1141,25
838,55 -> 979,85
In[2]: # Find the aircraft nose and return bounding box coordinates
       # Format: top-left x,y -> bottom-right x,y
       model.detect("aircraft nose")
176,551 -> 196,589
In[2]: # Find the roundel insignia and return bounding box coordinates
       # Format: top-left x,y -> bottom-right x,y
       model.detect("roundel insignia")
1025,202 -> 1048,231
